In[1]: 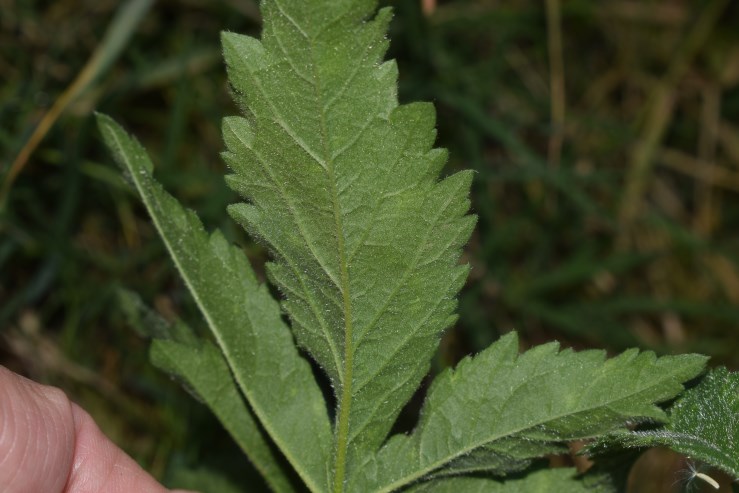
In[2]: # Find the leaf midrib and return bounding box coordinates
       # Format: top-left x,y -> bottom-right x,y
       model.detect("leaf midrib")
373,359 -> 684,493
269,2 -> 357,491
241,2 -> 364,487
635,431 -> 739,477
104,125 -> 323,493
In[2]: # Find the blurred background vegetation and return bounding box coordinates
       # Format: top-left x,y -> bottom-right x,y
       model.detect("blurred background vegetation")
2,0 -> 738,491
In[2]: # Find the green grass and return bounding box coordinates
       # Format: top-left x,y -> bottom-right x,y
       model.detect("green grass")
2,1 -> 739,491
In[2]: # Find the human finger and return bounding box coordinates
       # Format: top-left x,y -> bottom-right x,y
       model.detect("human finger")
0,366 -> 194,493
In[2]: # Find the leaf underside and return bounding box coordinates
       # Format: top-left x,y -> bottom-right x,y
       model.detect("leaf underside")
589,367 -> 739,480
99,0 -> 712,492
357,332 -> 706,492
117,288 -> 295,492
221,0 -> 474,487
407,467 -> 617,493
97,114 -> 331,492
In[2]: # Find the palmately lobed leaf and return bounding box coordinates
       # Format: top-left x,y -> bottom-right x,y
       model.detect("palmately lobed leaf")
220,0 -> 475,484
99,1 -> 717,491
358,332 -> 706,492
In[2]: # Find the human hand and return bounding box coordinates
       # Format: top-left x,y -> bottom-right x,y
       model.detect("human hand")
0,365 -> 197,493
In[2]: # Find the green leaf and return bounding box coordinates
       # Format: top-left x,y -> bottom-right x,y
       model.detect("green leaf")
220,0 -> 474,488
117,288 -> 197,345
99,1 -> 719,491
117,288 -> 294,491
589,367 -> 739,480
406,467 -> 616,493
151,340 -> 297,493
361,332 -> 706,492
96,113 -> 332,492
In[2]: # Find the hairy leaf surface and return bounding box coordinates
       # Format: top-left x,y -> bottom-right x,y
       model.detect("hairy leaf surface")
360,333 -> 706,492
152,340 -> 297,492
98,0 -> 718,491
220,0 -> 475,486
118,289 -> 294,491
97,114 -> 331,492
407,468 -> 616,493
589,367 -> 739,480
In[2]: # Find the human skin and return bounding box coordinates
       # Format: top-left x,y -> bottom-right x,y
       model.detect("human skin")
0,365 -> 196,493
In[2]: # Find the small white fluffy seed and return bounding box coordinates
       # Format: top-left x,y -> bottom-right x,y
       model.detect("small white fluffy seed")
693,471 -> 720,490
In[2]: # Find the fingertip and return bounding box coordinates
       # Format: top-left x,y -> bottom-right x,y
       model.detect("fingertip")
66,402 -> 172,493
0,366 -> 76,493
0,367 -> 179,493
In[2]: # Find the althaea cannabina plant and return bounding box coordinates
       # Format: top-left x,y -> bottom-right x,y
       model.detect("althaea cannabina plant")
97,1 -> 722,492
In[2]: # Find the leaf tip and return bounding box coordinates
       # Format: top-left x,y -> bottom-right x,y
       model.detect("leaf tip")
222,116 -> 255,153
95,113 -> 154,175
221,31 -> 265,71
